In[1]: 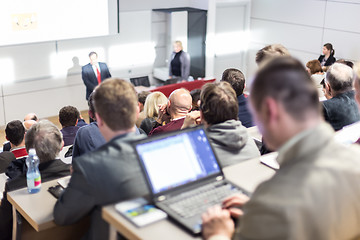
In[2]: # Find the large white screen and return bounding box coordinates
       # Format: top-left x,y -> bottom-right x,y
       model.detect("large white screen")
0,0 -> 109,46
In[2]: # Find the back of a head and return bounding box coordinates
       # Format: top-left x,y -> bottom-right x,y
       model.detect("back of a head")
306,60 -> 323,75
255,44 -> 290,66
336,59 -> 354,69
326,63 -> 353,93
200,82 -> 238,125
59,106 -> 80,127
143,91 -> 168,119
5,120 -> 25,146
138,91 -> 151,106
25,120 -> 63,162
23,120 -> 37,131
190,89 -> 201,111
24,113 -> 38,122
169,88 -> 192,113
94,78 -> 138,131
251,57 -> 320,121
221,68 -> 246,96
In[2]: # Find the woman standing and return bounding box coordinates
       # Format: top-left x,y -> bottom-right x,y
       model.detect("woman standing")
169,40 -> 190,81
318,43 -> 336,67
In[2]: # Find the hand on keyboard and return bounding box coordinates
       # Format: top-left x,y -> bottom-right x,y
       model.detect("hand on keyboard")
202,205 -> 234,240
222,193 -> 249,218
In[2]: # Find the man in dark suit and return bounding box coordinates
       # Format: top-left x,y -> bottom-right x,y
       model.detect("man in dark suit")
54,78 -> 148,240
82,52 -> 111,100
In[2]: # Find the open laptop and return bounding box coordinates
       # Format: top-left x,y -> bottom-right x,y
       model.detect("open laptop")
133,126 -> 248,235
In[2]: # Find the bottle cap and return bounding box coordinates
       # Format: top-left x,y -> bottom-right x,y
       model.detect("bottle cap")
28,148 -> 36,155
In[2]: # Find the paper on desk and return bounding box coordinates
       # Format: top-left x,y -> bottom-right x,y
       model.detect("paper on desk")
334,121 -> 360,145
260,152 -> 279,170
57,178 -> 70,188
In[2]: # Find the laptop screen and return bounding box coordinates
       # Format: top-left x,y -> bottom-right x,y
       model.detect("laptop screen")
135,128 -> 221,195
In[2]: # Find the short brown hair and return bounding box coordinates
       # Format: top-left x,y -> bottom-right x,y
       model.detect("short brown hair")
251,57 -> 320,121
94,78 -> 137,131
306,60 -> 323,75
59,106 -> 80,127
221,68 -> 246,96
255,44 -> 290,66
200,82 -> 238,125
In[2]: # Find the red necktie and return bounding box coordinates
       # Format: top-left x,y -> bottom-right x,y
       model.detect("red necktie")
96,67 -> 101,85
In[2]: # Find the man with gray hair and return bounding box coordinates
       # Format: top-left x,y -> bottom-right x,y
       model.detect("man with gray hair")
322,63 -> 360,130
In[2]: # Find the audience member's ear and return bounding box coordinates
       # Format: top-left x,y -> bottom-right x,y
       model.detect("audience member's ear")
136,104 -> 140,119
137,103 -> 141,114
325,82 -> 332,96
95,112 -> 103,126
88,110 -> 95,121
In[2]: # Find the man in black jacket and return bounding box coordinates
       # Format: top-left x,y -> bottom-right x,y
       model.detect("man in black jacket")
54,78 -> 148,240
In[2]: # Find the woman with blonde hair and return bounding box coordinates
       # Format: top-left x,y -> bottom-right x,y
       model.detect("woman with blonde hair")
169,40 -> 191,81
140,91 -> 168,134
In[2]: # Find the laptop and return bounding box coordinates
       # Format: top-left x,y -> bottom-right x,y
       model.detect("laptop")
133,126 -> 248,235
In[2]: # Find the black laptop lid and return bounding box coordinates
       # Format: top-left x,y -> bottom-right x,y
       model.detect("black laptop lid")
134,126 -> 222,196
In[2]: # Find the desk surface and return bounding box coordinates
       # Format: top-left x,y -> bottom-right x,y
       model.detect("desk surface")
7,176 -> 70,232
102,157 -> 275,240
246,126 -> 262,142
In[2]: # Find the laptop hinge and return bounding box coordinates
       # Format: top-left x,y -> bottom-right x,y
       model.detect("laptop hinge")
157,195 -> 166,202
216,175 -> 223,181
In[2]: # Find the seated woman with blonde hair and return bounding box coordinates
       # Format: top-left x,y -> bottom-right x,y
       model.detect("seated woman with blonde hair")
140,91 -> 168,135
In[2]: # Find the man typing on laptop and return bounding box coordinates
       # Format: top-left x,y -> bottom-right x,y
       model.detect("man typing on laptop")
202,57 -> 360,240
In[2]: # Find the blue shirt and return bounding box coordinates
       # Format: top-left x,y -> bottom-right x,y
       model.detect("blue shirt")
237,94 -> 254,128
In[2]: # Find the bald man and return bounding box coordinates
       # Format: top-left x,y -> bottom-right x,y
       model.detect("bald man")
149,88 -> 192,136
24,112 -> 38,122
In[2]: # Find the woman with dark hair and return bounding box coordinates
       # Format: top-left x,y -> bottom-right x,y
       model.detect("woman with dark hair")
306,59 -> 325,99
318,43 -> 336,67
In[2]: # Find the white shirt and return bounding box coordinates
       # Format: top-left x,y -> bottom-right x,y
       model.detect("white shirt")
91,63 -> 100,77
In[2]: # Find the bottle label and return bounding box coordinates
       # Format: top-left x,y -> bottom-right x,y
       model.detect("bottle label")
34,175 -> 41,187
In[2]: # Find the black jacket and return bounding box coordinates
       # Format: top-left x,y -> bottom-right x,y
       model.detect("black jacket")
318,55 -> 336,66
54,132 -> 149,240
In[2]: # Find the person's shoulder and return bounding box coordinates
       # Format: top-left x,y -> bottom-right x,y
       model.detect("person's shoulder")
75,132 -> 144,164
82,63 -> 91,69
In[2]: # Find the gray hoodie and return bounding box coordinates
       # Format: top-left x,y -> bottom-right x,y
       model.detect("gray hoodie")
206,120 -> 260,168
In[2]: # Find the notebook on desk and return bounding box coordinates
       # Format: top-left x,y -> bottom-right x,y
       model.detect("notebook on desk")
133,126 -> 247,235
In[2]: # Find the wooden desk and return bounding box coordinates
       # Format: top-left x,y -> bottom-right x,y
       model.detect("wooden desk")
102,157 -> 275,240
7,177 -> 70,232
7,176 -> 88,240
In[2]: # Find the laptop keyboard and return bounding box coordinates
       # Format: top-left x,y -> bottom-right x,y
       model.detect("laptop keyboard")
165,182 -> 242,219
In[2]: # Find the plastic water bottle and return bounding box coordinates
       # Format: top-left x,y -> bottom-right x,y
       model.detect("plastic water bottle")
26,149 -> 41,193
